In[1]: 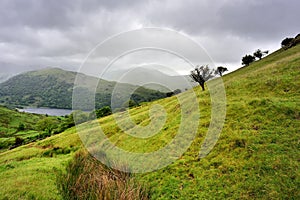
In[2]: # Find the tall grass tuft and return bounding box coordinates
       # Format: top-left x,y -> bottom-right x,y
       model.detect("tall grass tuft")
56,151 -> 149,200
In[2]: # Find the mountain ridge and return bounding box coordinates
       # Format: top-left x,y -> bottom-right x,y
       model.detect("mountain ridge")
0,67 -> 166,110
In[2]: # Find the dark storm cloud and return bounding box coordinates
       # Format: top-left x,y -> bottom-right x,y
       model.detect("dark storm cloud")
0,0 -> 299,75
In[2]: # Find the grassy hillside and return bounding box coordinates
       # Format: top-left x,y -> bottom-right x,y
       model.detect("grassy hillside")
0,68 -> 166,110
0,44 -> 299,199
0,106 -> 73,152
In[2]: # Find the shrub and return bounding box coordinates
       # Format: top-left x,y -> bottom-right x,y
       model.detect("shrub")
14,137 -> 24,146
166,91 -> 174,97
95,106 -> 112,118
71,110 -> 91,124
17,123 -> 25,131
56,151 -> 149,200
36,118 -> 57,133
281,37 -> 293,48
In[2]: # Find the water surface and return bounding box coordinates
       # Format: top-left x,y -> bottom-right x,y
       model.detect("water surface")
19,107 -> 72,116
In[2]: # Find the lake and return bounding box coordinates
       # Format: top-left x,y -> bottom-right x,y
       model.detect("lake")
18,107 -> 73,116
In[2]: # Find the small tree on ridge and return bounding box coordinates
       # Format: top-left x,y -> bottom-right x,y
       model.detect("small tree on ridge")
190,65 -> 215,91
253,49 -> 269,60
242,54 -> 255,66
281,37 -> 293,48
216,66 -> 228,77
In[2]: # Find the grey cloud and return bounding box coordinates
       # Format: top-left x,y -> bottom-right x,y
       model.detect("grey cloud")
0,0 -> 145,29
0,0 -> 299,76
141,0 -> 299,70
0,0 -> 145,72
145,0 -> 300,42
0,0 -> 75,29
217,0 -> 300,41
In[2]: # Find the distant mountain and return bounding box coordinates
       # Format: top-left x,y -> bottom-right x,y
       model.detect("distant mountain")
102,67 -> 197,92
0,68 -> 166,110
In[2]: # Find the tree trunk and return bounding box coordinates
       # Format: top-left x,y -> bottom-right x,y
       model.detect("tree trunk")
200,83 -> 205,91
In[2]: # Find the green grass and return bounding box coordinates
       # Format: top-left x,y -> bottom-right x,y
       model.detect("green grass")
0,106 -> 73,151
0,106 -> 45,150
0,44 -> 299,199
0,156 -> 69,199
0,128 -> 81,199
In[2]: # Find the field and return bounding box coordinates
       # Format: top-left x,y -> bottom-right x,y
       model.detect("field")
0,44 -> 299,199
0,106 -> 70,151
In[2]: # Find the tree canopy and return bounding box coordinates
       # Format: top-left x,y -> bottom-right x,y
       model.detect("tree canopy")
254,49 -> 269,60
281,35 -> 300,50
253,49 -> 263,60
190,65 -> 215,91
242,54 -> 255,66
95,106 -> 112,118
216,66 -> 228,77
281,38 -> 294,48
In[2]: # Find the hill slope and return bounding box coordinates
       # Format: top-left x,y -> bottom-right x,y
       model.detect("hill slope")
0,44 -> 299,199
0,68 -> 166,109
0,105 -> 75,152
0,106 -> 45,150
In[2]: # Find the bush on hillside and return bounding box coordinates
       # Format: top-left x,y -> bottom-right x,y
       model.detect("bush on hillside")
281,34 -> 300,49
71,110 -> 92,125
281,37 -> 294,48
13,137 -> 24,148
36,118 -> 58,134
17,123 -> 25,131
56,151 -> 149,200
95,106 -> 112,118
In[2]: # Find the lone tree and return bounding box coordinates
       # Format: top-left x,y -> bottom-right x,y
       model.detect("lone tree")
253,49 -> 269,60
216,66 -> 228,76
190,65 -> 215,91
242,54 -> 255,66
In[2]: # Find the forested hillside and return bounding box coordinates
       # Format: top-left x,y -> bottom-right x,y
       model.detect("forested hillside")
0,68 -> 166,109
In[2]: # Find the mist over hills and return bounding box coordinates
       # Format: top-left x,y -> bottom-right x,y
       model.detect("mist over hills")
102,67 -> 197,92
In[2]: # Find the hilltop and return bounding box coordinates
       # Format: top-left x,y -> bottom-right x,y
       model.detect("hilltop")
0,44 -> 299,199
0,68 -> 166,110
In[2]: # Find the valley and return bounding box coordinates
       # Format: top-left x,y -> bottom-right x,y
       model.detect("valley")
0,43 -> 299,199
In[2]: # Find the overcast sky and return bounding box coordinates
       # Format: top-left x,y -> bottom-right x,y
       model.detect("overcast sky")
0,0 -> 299,77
